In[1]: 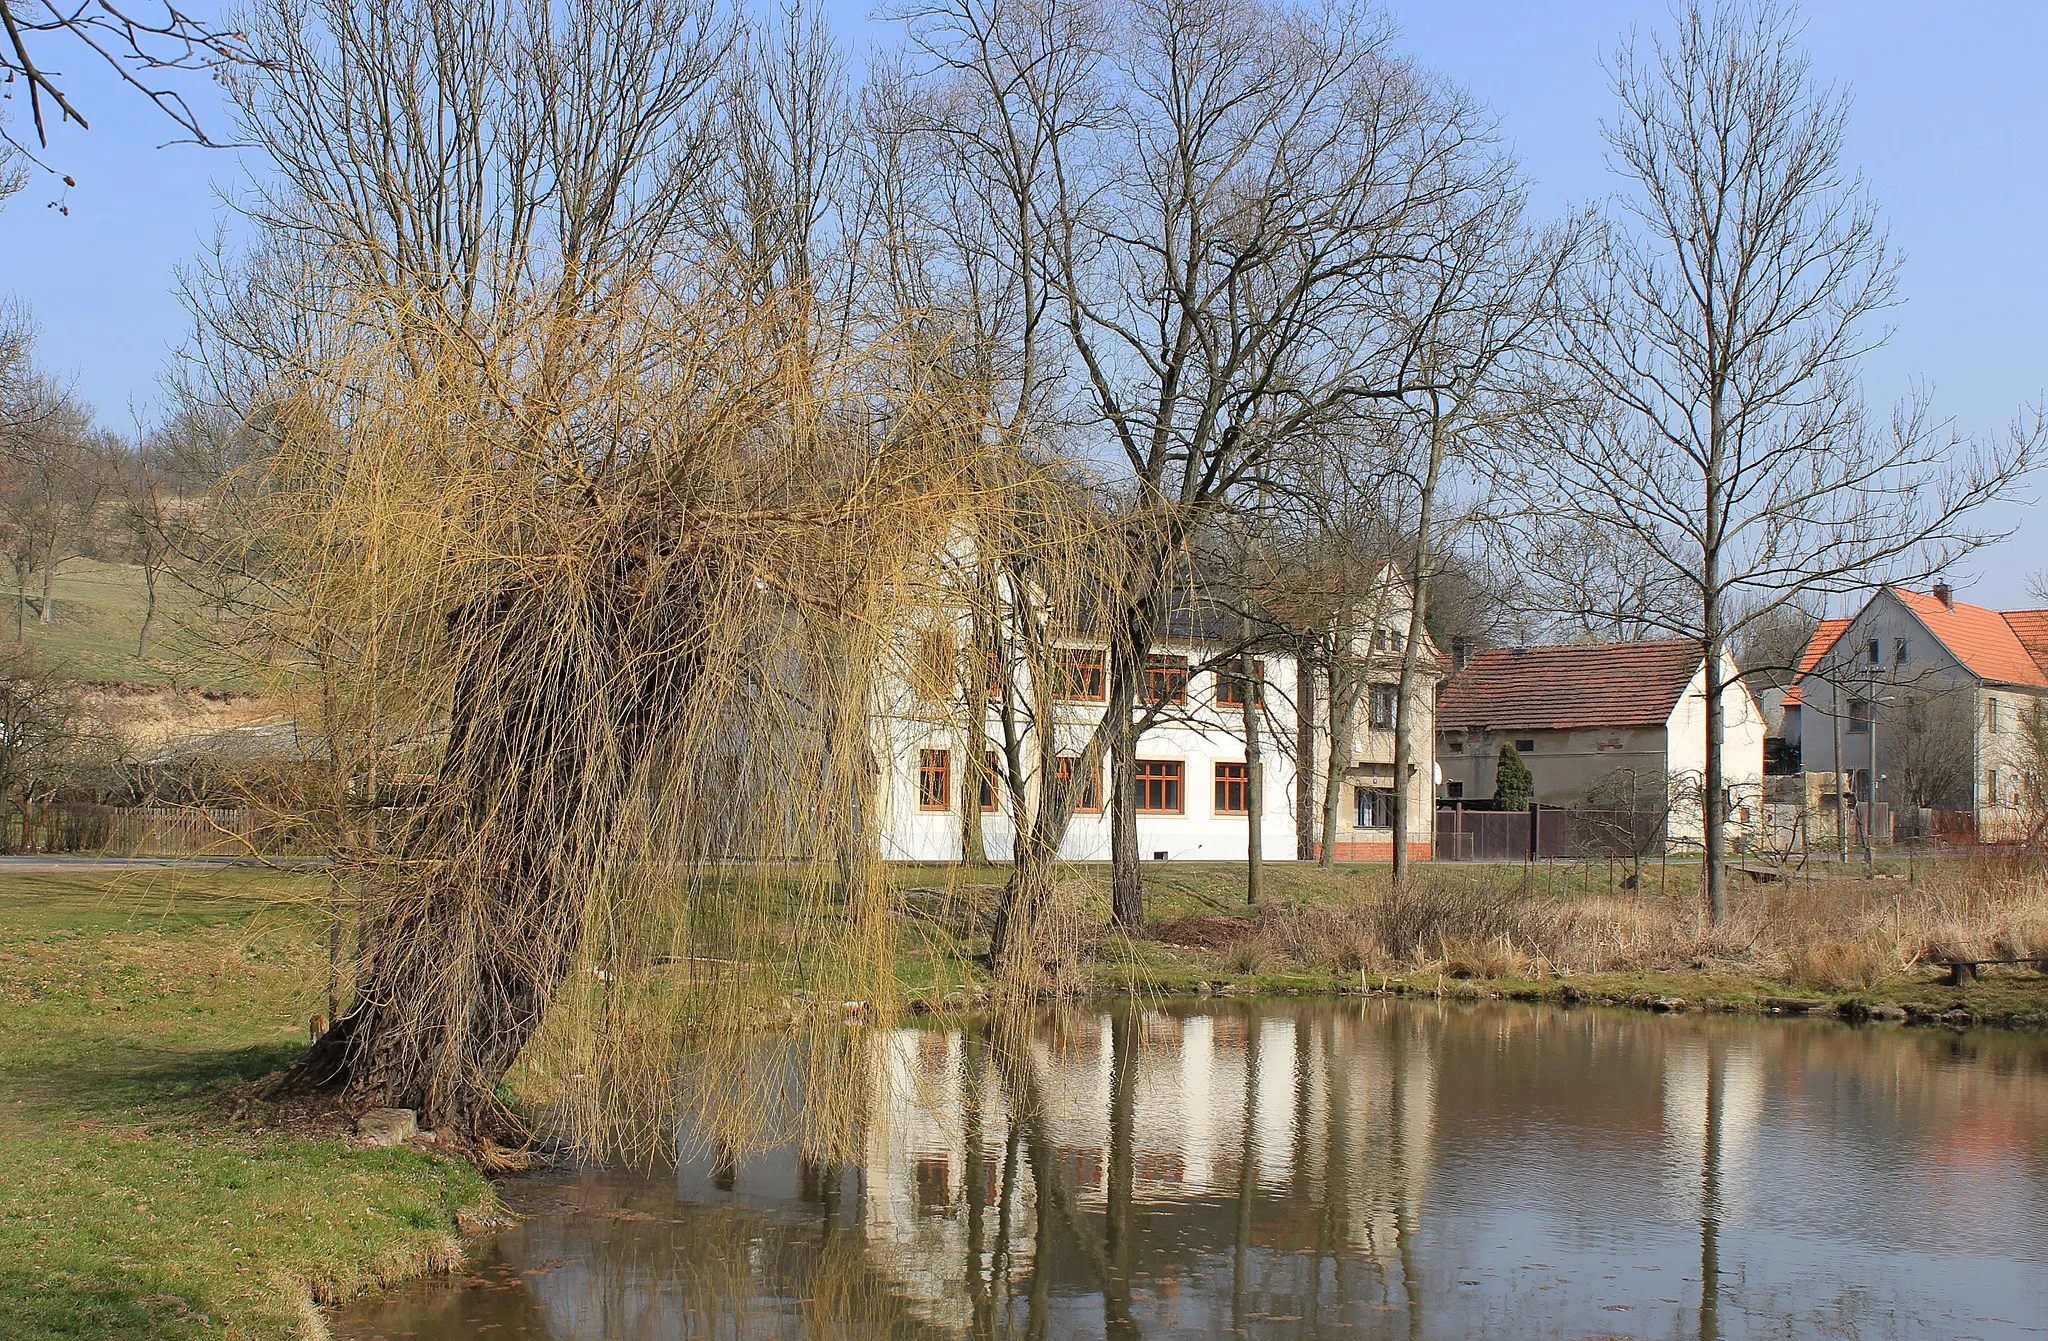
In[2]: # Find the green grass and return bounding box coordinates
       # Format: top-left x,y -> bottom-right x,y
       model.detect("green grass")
10,559 -> 254,689
0,869 -> 495,1339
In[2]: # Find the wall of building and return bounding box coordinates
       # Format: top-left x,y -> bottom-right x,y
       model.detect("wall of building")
1317,667 -> 1439,861
879,649 -> 1307,864
1437,724 -> 1669,810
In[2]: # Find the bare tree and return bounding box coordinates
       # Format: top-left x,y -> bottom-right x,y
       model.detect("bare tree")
896,0 -> 1506,949
1535,0 -> 2043,920
1381,187 -> 1582,891
183,0 -> 1014,1149
0,0 -> 243,154
0,363 -> 106,630
1885,687 -> 1974,812
118,418 -> 194,657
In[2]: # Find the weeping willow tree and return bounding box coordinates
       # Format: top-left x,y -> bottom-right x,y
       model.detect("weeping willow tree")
174,0 -> 1050,1153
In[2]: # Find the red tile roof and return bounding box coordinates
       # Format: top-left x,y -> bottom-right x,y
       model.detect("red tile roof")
1436,639 -> 1705,731
1999,608 -> 2048,678
1781,618 -> 1852,709
1891,589 -> 2048,688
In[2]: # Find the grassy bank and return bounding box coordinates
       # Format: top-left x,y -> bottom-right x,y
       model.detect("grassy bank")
1029,855 -> 2048,1026
0,868 -> 495,1340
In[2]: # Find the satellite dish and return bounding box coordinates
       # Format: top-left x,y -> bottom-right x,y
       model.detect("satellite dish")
1433,761 -> 1443,786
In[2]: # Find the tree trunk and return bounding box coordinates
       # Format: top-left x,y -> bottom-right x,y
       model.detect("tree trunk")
1242,688 -> 1263,906
1392,417 -> 1446,892
1703,634 -> 1727,922
301,558 -> 703,1144
37,540 -> 55,625
1294,643 -> 1318,861
1320,656 -> 1359,866
960,612 -> 994,865
1108,640 -> 1143,932
135,562 -> 159,659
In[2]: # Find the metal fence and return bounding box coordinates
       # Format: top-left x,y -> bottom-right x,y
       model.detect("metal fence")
1434,806 -> 1668,862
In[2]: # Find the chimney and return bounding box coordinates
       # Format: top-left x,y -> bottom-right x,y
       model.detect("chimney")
1934,580 -> 1954,611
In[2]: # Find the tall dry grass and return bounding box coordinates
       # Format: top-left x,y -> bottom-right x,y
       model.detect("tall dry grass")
1238,856 -> 2048,992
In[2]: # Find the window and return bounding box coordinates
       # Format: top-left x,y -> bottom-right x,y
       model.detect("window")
1142,654 -> 1190,704
1514,738 -> 1536,753
1053,649 -> 1107,702
984,649 -> 1004,700
1354,787 -> 1393,829
1216,658 -> 1264,707
1055,755 -> 1103,813
1369,683 -> 1399,730
1847,698 -> 1870,734
1213,761 -> 1251,815
979,750 -> 1001,811
1373,628 -> 1406,654
918,748 -> 951,811
1987,768 -> 2002,806
1134,760 -> 1184,813
1988,696 -> 2001,731
1445,733 -> 1465,754
1446,781 -> 1465,799
1894,638 -> 1911,666
1866,639 -> 1881,666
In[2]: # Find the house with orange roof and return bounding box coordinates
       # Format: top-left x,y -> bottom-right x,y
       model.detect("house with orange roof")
1797,583 -> 2048,837
1771,616 -> 1851,768
1434,639 -> 1764,845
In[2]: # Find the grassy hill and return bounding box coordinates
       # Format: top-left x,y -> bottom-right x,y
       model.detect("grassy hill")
7,559 -> 257,690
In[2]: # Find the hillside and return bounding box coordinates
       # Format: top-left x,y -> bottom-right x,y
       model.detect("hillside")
7,558 -> 258,691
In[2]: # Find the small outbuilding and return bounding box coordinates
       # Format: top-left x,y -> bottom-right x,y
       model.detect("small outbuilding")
1434,639 -> 1766,844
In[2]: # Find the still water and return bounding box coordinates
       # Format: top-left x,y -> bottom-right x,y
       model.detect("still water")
333,1001 -> 2048,1340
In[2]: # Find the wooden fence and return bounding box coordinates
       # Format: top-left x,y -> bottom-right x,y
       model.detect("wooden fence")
10,804 -> 261,857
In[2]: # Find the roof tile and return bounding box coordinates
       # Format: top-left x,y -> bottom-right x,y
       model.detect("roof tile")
1781,618 -> 1851,709
1891,590 -> 2048,688
1436,639 -> 1704,732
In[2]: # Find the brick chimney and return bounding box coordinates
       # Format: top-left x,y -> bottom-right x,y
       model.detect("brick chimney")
1933,580 -> 1954,611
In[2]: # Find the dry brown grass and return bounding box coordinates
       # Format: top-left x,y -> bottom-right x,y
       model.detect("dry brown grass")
1241,856 -> 2048,993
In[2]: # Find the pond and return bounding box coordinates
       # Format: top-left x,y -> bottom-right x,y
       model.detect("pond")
332,1000 -> 2048,1339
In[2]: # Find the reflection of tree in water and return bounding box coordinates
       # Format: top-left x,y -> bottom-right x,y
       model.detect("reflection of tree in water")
848,1003 -> 1441,1337
335,1003 -> 2048,1340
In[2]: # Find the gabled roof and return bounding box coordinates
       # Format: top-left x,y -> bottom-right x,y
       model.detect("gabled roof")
1781,618 -> 1852,709
1435,639 -> 1705,732
1889,589 -> 2048,688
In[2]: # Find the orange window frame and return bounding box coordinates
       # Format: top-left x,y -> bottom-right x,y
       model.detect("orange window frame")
1056,755 -> 1104,813
1142,654 -> 1190,705
1053,649 -> 1108,702
1213,761 -> 1249,815
1134,759 -> 1184,814
1216,658 -> 1264,707
918,748 -> 951,811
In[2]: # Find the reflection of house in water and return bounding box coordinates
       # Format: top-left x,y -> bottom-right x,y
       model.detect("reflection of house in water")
853,1006 -> 1438,1334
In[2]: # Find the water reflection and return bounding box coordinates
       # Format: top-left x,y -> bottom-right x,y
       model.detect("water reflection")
335,1001 -> 2048,1340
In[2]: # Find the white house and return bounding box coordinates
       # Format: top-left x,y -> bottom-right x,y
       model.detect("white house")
1794,583 -> 2048,838
1433,638 -> 1766,845
874,572 -> 1440,864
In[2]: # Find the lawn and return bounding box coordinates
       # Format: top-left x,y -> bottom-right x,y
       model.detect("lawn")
0,867 -> 494,1340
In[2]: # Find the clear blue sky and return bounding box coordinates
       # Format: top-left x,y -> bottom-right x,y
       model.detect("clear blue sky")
4,1 -> 2044,603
